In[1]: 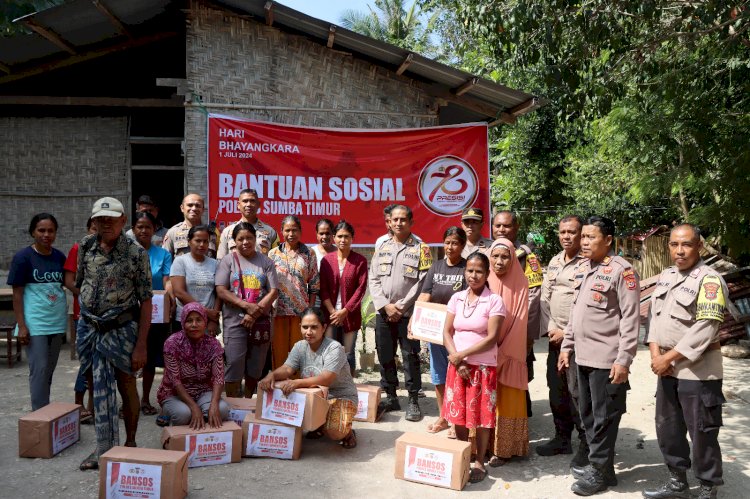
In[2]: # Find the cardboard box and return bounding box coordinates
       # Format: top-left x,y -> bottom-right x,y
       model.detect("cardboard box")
353,384 -> 382,422
410,301 -> 448,345
394,432 -> 472,491
150,290 -> 171,324
99,446 -> 188,499
242,413 -> 302,460
160,421 -> 242,468
256,385 -> 329,431
18,402 -> 81,458
225,396 -> 256,427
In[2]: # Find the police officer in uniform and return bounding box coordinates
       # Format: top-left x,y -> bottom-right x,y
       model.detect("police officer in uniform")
492,210 -> 544,415
216,188 -> 278,259
369,205 -> 432,421
460,207 -> 493,258
537,215 -> 588,465
558,216 -> 640,496
162,193 -> 217,258
642,224 -> 727,499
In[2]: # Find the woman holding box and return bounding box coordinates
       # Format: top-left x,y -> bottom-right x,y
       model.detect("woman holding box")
486,238 -> 530,467
132,210 -> 173,416
157,302 -> 230,428
442,252 -> 504,483
408,226 -> 467,436
258,308 -> 358,449
319,220 -> 368,375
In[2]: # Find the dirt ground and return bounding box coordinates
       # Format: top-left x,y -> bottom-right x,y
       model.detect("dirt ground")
2,337 -> 749,498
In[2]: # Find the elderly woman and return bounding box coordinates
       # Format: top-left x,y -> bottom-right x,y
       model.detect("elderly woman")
486,238 -> 530,467
259,308 -> 358,449
268,215 -> 320,369
157,302 -> 230,428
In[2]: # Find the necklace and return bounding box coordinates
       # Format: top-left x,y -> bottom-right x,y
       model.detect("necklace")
31,243 -> 51,256
462,291 -> 481,318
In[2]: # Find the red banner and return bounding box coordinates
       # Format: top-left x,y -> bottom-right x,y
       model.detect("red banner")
207,115 -> 489,245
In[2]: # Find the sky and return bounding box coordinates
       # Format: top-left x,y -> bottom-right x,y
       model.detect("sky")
277,0 -> 375,25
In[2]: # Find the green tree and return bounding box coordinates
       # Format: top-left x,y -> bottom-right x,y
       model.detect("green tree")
423,1 -> 750,258
1,0 -> 63,37
341,0 -> 438,57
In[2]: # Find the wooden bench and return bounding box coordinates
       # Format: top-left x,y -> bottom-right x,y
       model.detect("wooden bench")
0,322 -> 22,367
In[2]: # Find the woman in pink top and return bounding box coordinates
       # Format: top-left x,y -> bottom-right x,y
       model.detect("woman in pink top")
443,252 -> 505,483
487,238 -> 530,466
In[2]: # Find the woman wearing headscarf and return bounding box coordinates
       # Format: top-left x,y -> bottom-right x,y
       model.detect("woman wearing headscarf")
157,302 -> 230,428
486,238 -> 530,467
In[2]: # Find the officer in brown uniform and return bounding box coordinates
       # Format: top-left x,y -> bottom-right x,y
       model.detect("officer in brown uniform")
369,205 -> 432,421
162,193 -> 217,258
642,224 -> 727,499
216,188 -> 278,259
492,210 -> 543,415
460,207 -> 493,258
538,215 -> 588,465
558,216 -> 640,496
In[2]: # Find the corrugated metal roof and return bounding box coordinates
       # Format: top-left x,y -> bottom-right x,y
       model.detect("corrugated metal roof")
0,0 -> 543,121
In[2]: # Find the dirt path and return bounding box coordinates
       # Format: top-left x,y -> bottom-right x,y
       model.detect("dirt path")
2,340 -> 748,498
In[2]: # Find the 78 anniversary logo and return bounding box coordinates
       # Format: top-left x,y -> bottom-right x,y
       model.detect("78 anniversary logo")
418,156 -> 479,216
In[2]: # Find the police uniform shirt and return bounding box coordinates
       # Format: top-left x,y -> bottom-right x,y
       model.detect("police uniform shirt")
162,221 -> 217,259
368,235 -> 432,316
375,232 -> 423,250
216,218 -> 278,260
646,260 -> 728,380
461,237 -> 493,258
561,252 -> 641,369
540,251 -> 585,336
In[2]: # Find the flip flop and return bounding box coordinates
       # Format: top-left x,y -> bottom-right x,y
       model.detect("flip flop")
140,403 -> 158,416
468,467 -> 487,483
447,425 -> 457,439
341,429 -> 357,449
80,409 -> 94,425
305,427 -> 325,440
488,455 -> 507,468
426,418 -> 449,434
79,452 -> 99,471
155,415 -> 170,427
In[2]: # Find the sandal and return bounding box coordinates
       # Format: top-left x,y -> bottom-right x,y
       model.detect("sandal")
140,403 -> 158,416
155,415 -> 170,427
447,425 -> 457,439
488,455 -> 507,468
80,409 -> 94,425
341,429 -> 357,449
426,418 -> 449,434
79,452 -> 99,471
305,427 -> 325,440
468,467 -> 487,483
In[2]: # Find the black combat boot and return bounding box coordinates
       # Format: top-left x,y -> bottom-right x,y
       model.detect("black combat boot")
536,432 -> 573,456
376,392 -> 400,420
642,469 -> 690,499
572,463 -> 617,486
697,483 -> 718,499
571,464 -> 609,496
405,394 -> 423,422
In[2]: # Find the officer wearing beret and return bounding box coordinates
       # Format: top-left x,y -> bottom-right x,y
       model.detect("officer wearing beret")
369,205 -> 431,421
460,207 -> 493,258
642,224 -> 728,499
558,216 -> 640,496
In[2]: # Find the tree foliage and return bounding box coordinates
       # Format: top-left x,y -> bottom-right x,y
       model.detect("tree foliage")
422,0 -> 750,259
0,0 -> 63,37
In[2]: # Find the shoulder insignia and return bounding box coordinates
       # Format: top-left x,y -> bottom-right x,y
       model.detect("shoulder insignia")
622,268 -> 637,291
696,274 -> 726,321
602,256 -> 612,265
689,267 -> 702,279
406,237 -> 414,245
515,248 -> 525,258
418,244 -> 432,271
